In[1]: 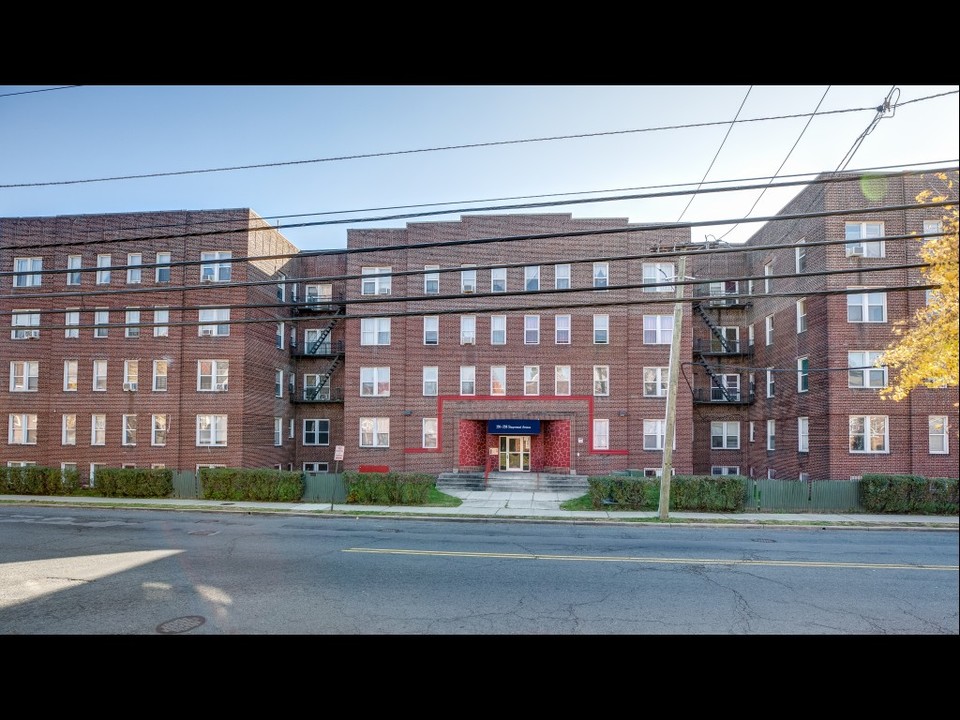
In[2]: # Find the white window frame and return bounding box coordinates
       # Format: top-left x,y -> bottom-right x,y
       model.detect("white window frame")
593,314 -> 609,344
361,266 -> 392,296
766,368 -> 775,398
10,360 -> 39,392
305,283 -> 333,307
360,367 -> 391,397
845,221 -> 885,258
125,308 -> 141,338
795,239 -> 807,273
524,315 -> 540,344
8,413 -> 38,445
712,466 -> 741,476
275,368 -> 284,397
643,315 -> 673,344
643,367 -> 668,397
422,418 -> 438,449
593,262 -> 609,289
63,359 -> 78,391
198,307 -> 231,336
94,308 -> 109,338
797,357 -> 808,393
123,360 -> 139,391
197,360 -> 229,392
62,414 -> 77,446
524,265 -> 540,291
93,360 -> 108,392
303,462 -> 329,473
555,314 -> 571,344
555,365 -> 571,396
711,421 -> 740,450
153,307 -> 169,337
847,351 -> 887,389
91,414 -> 106,446
748,324 -> 754,347
274,417 -> 283,446
126,253 -> 142,284
424,265 -> 440,294
849,415 -> 889,454
153,360 -> 168,392
200,251 -> 232,282
65,309 -> 80,339
490,366 -> 506,396
122,414 -> 137,446
765,315 -> 773,346
13,257 -> 42,287
460,366 -> 476,396
749,421 -> 755,443
96,254 -> 111,285
155,251 -> 172,282
423,316 -> 439,346
594,419 -> 610,450
460,315 -> 476,345
643,419 -> 668,450
196,414 -> 228,447
490,315 -> 506,345
423,366 -> 438,397
929,415 -> 948,454
11,310 -> 40,339
798,417 -> 809,452
847,290 -> 887,324
490,267 -> 506,293
303,418 -> 331,446
796,298 -> 807,333
359,417 -> 389,448
524,365 -> 540,396
67,255 -> 82,285
767,419 -> 776,451
593,365 -> 609,396
460,265 -> 476,294
360,317 -> 391,346
152,414 -> 168,447
763,262 -> 773,293
642,262 -> 674,292
554,264 -> 571,290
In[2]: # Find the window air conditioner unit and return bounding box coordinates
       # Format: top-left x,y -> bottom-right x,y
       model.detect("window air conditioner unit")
848,245 -> 865,257
215,383 -> 227,391
378,287 -> 391,295
200,327 -> 215,336
27,330 -> 40,339
462,337 -> 475,345
463,287 -> 475,294
123,382 -> 138,391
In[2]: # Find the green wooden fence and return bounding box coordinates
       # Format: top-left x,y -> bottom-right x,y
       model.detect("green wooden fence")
745,479 -> 863,513
170,471 -> 346,503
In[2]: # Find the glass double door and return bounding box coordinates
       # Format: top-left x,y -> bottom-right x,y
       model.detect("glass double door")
499,436 -> 530,471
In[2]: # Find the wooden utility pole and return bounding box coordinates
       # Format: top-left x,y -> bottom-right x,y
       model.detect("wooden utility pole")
659,254 -> 686,520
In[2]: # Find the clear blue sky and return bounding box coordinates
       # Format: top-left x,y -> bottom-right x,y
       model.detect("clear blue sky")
1,85 -> 957,251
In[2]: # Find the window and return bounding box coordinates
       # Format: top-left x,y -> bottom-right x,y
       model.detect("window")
62,414 -> 77,446
198,307 -> 231,336
460,366 -> 476,396
593,262 -> 608,289
93,360 -> 108,391
767,420 -> 776,451
127,253 -> 142,284
424,265 -> 440,294
711,374 -> 741,401
91,414 -> 106,446
125,308 -> 141,338
303,462 -> 329,473
460,315 -> 476,345
490,366 -> 506,396
67,255 -> 82,285
643,315 -> 673,344
123,360 -> 139,391
303,374 -> 332,401
796,298 -> 807,333
710,327 -> 740,353
289,419 -> 295,439
766,368 -> 775,398
197,414 -> 228,446
155,251 -> 171,282
764,262 -> 773,293
490,315 -> 506,345
274,417 -> 283,446
522,365 -> 540,396
96,254 -> 111,284
642,262 -> 674,292
749,421 -> 755,443
848,351 -> 887,388
305,283 -> 333,307
276,273 -> 286,302
422,316 -> 438,345
200,251 -> 232,282
153,307 -> 169,337
123,415 -> 137,446
460,265 -> 476,293
798,417 -> 809,452
707,466 -> 740,477
423,366 -> 438,396
555,314 -> 570,344
643,367 -> 668,397
594,419 -> 610,450
847,290 -> 887,323
797,357 -> 809,393
490,267 -> 506,293
152,414 -> 168,446
593,314 -> 609,344
11,310 -> 40,339
361,266 -> 392,295
360,367 -> 391,397
13,257 -> 42,287
10,361 -> 39,392
765,315 -> 773,346
198,360 -> 229,391
795,239 -> 807,273
929,416 -> 948,454
748,324 -> 754,347
304,328 -> 332,355
359,417 -> 389,447
423,418 -> 438,449
524,315 -> 540,344
554,264 -> 571,290
643,420 -> 666,450
593,365 -> 609,396
711,421 -> 740,449
845,221 -> 884,257
153,360 -> 168,392
524,266 -> 540,291
275,369 -> 283,397
8,414 -> 38,444
546,364 -> 569,396
361,317 -> 391,346
288,372 -> 295,397
63,360 -> 78,391
65,310 -> 80,338
94,308 -> 109,338
849,415 -> 888,453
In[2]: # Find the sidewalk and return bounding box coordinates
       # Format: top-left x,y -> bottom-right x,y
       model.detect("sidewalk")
1,490 -> 957,528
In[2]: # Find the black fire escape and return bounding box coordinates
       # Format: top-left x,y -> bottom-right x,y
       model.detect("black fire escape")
691,285 -> 755,405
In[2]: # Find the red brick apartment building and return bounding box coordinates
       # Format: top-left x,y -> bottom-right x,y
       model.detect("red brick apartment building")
1,171 -> 956,483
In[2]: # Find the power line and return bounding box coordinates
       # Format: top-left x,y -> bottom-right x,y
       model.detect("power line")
0,85 -> 82,99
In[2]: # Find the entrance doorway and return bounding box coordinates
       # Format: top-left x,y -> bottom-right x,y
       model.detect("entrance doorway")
499,436 -> 530,471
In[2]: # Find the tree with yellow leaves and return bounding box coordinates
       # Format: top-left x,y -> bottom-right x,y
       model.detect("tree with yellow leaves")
879,172 -> 958,401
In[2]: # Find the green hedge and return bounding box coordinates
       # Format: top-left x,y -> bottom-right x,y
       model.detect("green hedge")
93,468 -> 173,498
0,466 -> 82,495
589,475 -> 747,512
861,474 -> 959,515
343,471 -> 433,505
199,468 -> 305,502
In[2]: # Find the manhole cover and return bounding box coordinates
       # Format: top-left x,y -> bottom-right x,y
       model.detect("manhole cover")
157,616 -> 206,634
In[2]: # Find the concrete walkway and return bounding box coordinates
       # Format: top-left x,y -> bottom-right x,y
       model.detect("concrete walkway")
1,491 -> 956,528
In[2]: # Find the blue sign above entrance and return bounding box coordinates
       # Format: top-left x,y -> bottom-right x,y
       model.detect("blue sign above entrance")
488,420 -> 541,435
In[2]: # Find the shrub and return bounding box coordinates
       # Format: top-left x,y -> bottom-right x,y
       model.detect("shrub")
861,474 -> 959,515
589,474 -> 746,511
199,467 -> 304,502
92,468 -> 174,498
0,466 -> 82,495
343,471 -> 434,505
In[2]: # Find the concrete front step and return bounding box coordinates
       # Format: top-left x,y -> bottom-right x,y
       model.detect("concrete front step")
437,471 -> 589,493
